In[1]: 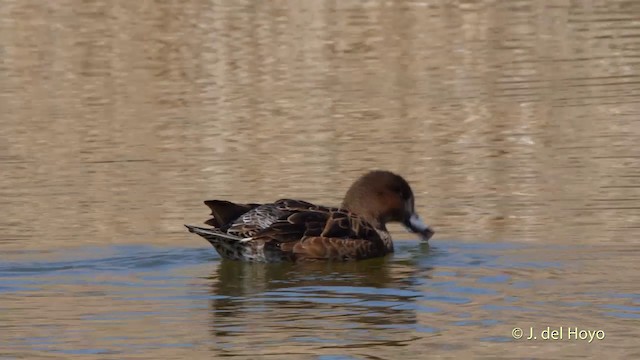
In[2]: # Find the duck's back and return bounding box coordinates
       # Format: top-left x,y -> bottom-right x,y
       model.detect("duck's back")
212,198 -> 379,241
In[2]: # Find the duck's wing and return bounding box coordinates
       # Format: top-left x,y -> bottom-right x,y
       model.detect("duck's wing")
249,199 -> 382,244
222,200 -> 299,238
264,199 -> 387,261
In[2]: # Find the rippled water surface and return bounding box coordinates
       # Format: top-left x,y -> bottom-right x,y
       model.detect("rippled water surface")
2,242 -> 638,359
1,0 -> 640,358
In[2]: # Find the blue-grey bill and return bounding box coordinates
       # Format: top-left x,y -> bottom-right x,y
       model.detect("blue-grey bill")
404,213 -> 434,241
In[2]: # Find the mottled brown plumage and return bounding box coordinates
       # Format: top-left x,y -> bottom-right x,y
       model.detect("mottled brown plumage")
185,170 -> 434,262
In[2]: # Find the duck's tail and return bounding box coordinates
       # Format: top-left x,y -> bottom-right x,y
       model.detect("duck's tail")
185,225 -> 252,245
202,200 -> 261,227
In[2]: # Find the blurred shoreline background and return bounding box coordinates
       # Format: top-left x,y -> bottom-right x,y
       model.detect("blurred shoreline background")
2,1 -> 639,252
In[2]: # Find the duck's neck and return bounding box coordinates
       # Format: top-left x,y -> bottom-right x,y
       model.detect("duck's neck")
343,200 -> 383,227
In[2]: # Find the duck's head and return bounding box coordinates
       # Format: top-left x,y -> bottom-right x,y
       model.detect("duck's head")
342,170 -> 434,241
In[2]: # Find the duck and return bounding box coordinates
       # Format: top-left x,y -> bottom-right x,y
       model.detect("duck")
185,170 -> 434,262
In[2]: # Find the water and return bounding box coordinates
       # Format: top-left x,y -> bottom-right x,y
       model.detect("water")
2,242 -> 637,359
1,0 -> 640,358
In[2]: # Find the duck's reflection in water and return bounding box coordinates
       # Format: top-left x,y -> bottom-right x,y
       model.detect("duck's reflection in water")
206,252 -> 435,357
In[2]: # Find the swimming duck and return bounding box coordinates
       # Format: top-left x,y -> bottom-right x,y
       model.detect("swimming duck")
185,170 -> 434,262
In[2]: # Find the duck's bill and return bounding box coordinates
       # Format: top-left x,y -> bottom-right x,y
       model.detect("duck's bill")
403,213 -> 435,241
